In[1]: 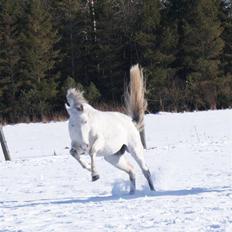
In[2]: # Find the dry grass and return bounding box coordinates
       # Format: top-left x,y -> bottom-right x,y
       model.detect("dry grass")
0,102 -> 126,125
94,102 -> 126,113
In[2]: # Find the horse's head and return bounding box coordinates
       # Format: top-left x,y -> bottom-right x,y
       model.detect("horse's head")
65,102 -> 83,116
65,88 -> 91,150
65,87 -> 87,118
65,102 -> 90,150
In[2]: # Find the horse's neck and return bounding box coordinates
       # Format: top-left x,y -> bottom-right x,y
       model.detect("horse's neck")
84,103 -> 95,112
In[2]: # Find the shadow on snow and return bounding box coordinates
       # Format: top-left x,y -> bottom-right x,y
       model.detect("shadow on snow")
1,186 -> 229,209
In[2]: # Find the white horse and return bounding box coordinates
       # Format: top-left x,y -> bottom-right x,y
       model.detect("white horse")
65,65 -> 155,194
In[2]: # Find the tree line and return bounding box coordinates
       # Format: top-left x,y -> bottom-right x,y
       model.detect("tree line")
0,0 -> 231,123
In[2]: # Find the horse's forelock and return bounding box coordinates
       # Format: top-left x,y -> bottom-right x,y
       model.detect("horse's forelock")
66,88 -> 87,107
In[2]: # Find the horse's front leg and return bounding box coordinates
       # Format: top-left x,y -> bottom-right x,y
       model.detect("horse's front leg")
89,138 -> 102,182
90,152 -> 99,181
70,147 -> 91,172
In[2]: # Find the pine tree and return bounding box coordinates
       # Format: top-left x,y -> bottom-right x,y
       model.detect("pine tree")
161,0 -> 190,111
48,0 -> 81,80
144,1 -> 178,111
0,0 -> 22,122
182,0 -> 224,110
1,0 -> 230,123
165,0 -> 224,110
18,0 -> 59,119
131,0 -> 178,112
90,0 -> 125,102
218,0 -> 232,108
47,0 -> 84,111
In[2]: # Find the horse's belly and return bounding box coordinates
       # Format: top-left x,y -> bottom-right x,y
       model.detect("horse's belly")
96,143 -> 122,156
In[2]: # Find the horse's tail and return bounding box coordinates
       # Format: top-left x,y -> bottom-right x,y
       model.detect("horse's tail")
125,64 -> 147,149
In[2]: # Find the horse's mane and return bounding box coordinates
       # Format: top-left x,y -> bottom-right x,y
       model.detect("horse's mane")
66,88 -> 88,107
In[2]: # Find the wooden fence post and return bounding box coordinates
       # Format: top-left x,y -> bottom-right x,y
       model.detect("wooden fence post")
0,125 -> 11,161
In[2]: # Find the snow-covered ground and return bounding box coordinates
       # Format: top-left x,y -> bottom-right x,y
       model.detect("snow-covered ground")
0,110 -> 231,232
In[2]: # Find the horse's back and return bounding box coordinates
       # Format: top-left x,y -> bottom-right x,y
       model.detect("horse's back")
95,111 -> 135,133
91,110 -> 141,155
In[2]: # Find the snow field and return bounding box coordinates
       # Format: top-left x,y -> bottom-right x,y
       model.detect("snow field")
0,110 -> 231,231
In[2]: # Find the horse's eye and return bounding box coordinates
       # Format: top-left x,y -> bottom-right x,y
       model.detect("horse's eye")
82,120 -> 87,124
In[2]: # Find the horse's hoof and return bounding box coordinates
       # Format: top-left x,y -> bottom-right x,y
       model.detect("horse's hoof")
92,175 -> 100,182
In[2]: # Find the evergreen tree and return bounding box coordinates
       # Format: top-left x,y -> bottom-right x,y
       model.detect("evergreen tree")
47,0 -> 84,110
162,0 -> 192,111
91,0 -> 126,102
165,0 -> 224,110
218,0 -> 232,108
0,0 -> 21,122
131,0 -> 178,112
145,1 -> 178,111
0,0 -> 231,123
48,0 -> 81,80
182,0 -> 224,110
18,0 -> 59,119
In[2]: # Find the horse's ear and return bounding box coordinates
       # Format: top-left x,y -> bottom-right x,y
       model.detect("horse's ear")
77,104 -> 83,112
65,103 -> 71,115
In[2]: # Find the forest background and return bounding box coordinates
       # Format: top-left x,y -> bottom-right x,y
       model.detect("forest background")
0,0 -> 231,123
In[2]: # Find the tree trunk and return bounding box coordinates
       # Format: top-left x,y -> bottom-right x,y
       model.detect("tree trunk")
210,98 -> 217,110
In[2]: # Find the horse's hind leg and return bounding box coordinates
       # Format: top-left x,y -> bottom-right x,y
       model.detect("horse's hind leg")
104,150 -> 136,194
128,146 -> 155,191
